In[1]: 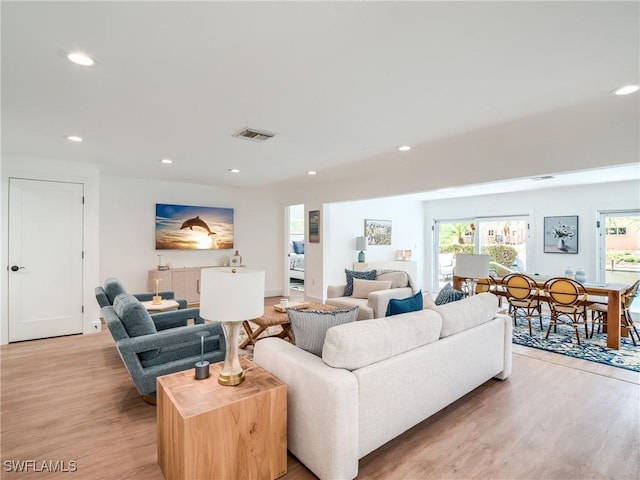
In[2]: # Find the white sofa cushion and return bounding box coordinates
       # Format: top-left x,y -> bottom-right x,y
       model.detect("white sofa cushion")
322,309 -> 443,370
433,292 -> 499,338
352,279 -> 392,299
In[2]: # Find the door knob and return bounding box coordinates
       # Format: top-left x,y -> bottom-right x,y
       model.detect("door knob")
10,265 -> 25,272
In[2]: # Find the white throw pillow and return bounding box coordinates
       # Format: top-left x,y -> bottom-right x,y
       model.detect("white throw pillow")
351,279 -> 392,299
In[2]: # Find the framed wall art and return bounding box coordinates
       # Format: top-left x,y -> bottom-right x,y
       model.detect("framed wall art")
155,203 -> 234,250
365,219 -> 392,246
309,210 -> 320,243
544,215 -> 578,254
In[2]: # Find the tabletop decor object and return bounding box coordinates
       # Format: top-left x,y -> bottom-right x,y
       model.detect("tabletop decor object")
152,278 -> 163,305
355,236 -> 367,262
194,331 -> 211,380
200,267 -> 265,386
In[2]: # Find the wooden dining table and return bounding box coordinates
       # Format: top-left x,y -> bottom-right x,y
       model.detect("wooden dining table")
453,275 -> 630,349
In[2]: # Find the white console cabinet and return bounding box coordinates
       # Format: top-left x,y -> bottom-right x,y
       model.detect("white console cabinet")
148,267 -> 208,305
149,266 -> 246,305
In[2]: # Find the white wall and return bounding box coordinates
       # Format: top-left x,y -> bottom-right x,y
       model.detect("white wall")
323,196 -> 424,295
423,180 -> 640,291
99,175 -> 283,297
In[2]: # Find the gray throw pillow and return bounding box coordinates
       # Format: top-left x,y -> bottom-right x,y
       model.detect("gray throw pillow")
344,269 -> 377,296
288,307 -> 359,356
113,294 -> 159,360
435,283 -> 465,305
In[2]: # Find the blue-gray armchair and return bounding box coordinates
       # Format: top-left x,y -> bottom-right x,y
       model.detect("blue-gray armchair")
95,277 -> 188,310
101,293 -> 225,404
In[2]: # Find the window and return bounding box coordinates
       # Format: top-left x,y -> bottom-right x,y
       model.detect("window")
607,227 -> 627,235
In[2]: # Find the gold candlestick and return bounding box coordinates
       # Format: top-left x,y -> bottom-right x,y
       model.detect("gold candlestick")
152,278 -> 162,305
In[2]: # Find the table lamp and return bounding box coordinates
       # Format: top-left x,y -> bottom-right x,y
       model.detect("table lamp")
356,236 -> 367,262
454,254 -> 490,296
199,267 -> 265,386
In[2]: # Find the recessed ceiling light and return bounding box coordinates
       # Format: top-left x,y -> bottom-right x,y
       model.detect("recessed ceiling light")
67,52 -> 95,67
160,158 -> 173,164
611,84 -> 639,96
228,168 -> 240,173
307,171 -> 317,175
65,135 -> 83,142
398,145 -> 411,151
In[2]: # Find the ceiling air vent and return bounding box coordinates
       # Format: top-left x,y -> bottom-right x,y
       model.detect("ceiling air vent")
232,127 -> 277,142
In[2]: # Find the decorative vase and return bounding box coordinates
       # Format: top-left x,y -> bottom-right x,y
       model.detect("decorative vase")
575,268 -> 586,284
564,266 -> 575,280
557,238 -> 567,251
230,250 -> 242,266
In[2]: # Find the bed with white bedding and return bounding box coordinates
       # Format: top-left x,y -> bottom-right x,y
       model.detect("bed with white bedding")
289,240 -> 304,281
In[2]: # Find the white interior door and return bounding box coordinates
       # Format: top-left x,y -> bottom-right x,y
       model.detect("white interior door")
8,178 -> 84,342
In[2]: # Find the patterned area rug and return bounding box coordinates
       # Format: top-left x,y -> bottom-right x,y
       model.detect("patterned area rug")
511,315 -> 640,372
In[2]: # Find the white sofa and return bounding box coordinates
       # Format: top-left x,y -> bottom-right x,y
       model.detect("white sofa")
254,293 -> 512,480
326,270 -> 414,320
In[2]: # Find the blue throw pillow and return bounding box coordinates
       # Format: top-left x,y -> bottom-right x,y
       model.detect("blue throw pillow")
386,290 -> 423,316
344,269 -> 377,296
435,283 -> 465,305
292,240 -> 304,254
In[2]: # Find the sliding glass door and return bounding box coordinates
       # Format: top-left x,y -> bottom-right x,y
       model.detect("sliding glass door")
598,210 -> 640,284
435,220 -> 475,289
434,215 -> 529,288
477,217 -> 529,274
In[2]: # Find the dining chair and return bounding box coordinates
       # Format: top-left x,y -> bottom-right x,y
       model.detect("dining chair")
543,277 -> 588,345
589,279 -> 639,346
475,276 -> 505,306
503,273 -> 543,336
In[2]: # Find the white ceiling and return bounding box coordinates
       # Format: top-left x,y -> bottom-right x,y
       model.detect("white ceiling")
2,1 -> 639,196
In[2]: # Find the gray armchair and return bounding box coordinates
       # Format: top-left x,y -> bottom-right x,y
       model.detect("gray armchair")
101,293 -> 225,404
95,277 -> 188,310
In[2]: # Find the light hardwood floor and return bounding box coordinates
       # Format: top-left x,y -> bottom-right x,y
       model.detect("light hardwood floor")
1,299 -> 639,480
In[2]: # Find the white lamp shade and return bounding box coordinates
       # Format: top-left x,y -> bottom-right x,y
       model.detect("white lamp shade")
356,236 -> 367,251
199,267 -> 265,323
454,254 -> 490,279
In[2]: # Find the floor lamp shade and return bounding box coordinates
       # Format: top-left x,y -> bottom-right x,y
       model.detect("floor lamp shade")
200,267 -> 265,385
356,236 -> 367,262
454,254 -> 490,296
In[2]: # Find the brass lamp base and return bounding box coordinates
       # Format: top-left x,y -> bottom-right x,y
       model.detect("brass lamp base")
152,295 -> 162,305
218,320 -> 245,386
218,371 -> 245,386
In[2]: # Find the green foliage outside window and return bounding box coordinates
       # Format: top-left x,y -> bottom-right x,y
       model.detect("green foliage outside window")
481,245 -> 518,269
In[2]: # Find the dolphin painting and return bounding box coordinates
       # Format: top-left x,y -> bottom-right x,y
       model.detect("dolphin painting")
180,216 -> 216,236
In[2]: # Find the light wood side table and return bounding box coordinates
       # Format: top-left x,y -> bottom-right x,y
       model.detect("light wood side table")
157,358 -> 287,480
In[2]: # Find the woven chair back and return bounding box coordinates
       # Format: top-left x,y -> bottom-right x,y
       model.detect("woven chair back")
503,274 -> 537,300
475,277 -> 495,294
543,277 -> 586,306
623,279 -> 640,310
